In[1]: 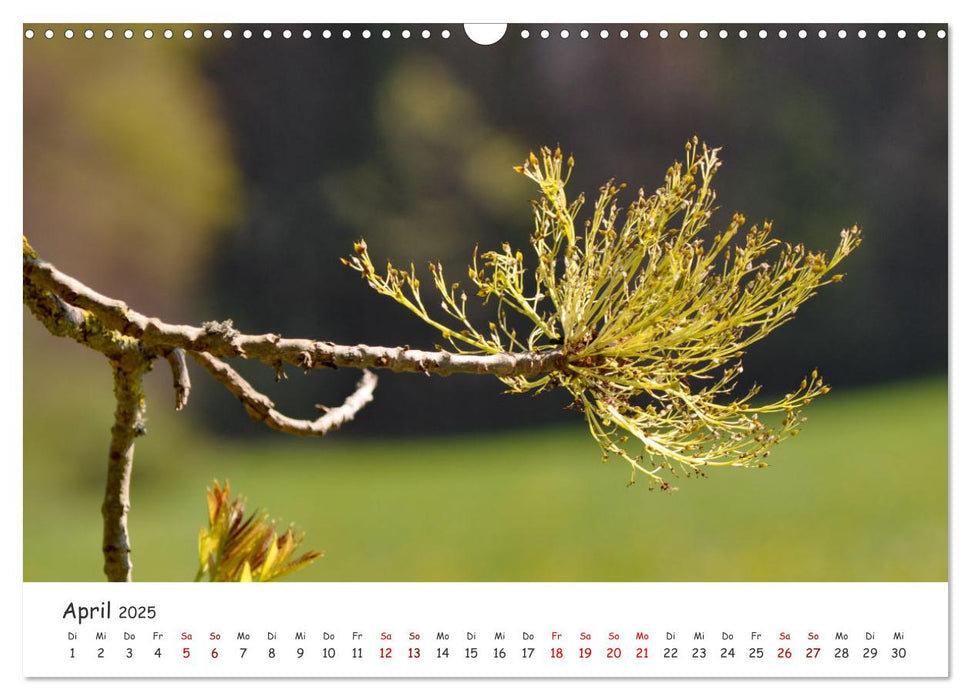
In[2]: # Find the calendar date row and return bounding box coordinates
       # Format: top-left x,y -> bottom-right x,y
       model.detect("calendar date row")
68,644 -> 909,661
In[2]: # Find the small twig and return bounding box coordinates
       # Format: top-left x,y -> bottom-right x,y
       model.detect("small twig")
190,351 -> 378,437
163,349 -> 191,411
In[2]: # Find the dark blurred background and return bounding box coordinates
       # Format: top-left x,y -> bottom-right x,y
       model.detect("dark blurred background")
203,26 -> 947,435
23,25 -> 947,581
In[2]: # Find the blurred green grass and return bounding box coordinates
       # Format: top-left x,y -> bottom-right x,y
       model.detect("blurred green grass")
23,360 -> 946,582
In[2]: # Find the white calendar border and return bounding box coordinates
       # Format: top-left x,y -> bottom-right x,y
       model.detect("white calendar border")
6,0 -> 963,697
22,582 -> 948,678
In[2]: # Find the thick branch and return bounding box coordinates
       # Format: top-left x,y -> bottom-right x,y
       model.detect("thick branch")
23,271 -> 141,357
102,354 -> 150,582
25,270 -> 191,414
24,251 -> 566,378
191,351 -> 377,437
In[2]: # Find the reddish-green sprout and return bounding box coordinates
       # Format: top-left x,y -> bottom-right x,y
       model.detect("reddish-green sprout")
197,480 -> 323,582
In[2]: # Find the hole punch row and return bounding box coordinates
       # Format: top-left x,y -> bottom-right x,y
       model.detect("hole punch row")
25,26 -> 948,41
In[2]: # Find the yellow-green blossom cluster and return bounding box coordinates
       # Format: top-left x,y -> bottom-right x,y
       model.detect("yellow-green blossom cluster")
344,139 -> 861,489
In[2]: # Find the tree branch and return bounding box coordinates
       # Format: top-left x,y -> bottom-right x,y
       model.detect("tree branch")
164,349 -> 191,411
102,353 -> 151,582
24,250 -> 566,378
23,266 -> 141,358
23,238 -> 565,581
191,351 -> 378,437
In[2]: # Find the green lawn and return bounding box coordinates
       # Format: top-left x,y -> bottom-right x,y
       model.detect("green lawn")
23,365 -> 947,582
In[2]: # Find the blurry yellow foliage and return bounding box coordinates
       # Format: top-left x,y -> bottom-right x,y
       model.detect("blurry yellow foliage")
323,54 -> 528,269
24,32 -> 239,319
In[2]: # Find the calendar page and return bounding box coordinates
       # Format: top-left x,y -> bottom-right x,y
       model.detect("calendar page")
20,10 -> 951,689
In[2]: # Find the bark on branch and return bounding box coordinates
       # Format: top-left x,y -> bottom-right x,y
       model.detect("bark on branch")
102,354 -> 150,582
23,267 -> 141,358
